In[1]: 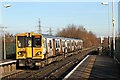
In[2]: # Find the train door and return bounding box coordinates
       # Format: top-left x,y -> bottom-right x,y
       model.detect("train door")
65,40 -> 68,53
55,39 -> 60,55
80,40 -> 83,49
70,40 -> 72,52
75,40 -> 78,50
71,40 -> 74,51
67,40 -> 70,52
60,39 -> 63,54
52,39 -> 56,56
47,38 -> 53,57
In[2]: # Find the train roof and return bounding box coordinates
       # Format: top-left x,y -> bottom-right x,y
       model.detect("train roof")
16,32 -> 82,41
42,34 -> 82,41
42,34 -> 63,39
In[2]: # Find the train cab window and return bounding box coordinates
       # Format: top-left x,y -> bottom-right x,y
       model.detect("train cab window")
33,36 -> 42,47
27,37 -> 32,47
17,36 -> 27,48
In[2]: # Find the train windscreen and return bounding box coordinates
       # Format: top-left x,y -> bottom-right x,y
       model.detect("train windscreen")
17,36 -> 27,48
32,36 -> 42,47
17,36 -> 41,48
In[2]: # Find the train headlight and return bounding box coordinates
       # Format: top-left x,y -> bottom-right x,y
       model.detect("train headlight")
37,52 -> 42,55
18,52 -> 22,55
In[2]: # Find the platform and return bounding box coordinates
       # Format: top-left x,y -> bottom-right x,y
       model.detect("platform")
89,55 -> 120,79
64,55 -> 120,79
0,59 -> 17,78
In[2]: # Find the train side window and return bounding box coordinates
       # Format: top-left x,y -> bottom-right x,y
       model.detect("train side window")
72,42 -> 74,46
75,42 -> 76,46
77,42 -> 79,46
67,42 -> 69,46
58,41 -> 60,47
56,41 -> 57,48
49,40 -> 52,48
62,41 -> 65,47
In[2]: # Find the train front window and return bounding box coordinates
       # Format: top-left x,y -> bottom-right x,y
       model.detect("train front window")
17,36 -> 27,48
33,36 -> 42,47
27,37 -> 32,47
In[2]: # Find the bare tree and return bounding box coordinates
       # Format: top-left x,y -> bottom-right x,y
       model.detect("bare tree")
56,24 -> 99,48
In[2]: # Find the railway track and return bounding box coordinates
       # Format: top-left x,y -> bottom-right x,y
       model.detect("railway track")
2,47 -> 97,80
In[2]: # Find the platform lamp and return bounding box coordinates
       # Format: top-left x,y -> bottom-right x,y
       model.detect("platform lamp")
101,1 -> 111,55
111,0 -> 115,60
101,0 -> 115,58
2,4 -> 12,59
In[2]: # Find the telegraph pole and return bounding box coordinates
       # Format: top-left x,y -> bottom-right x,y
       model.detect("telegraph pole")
0,27 -> 7,59
0,27 -> 3,60
38,18 -> 41,34
0,4 -> 11,60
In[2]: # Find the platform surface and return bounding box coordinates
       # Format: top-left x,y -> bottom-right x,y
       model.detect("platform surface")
89,55 -> 120,79
64,55 -> 120,80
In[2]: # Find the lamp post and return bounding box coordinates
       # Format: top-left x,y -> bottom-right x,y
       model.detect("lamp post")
1,4 -> 11,59
112,0 -> 115,59
101,0 -> 111,54
3,27 -> 7,59
101,0 -> 115,58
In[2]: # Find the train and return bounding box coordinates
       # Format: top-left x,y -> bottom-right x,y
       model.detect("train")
16,32 -> 83,68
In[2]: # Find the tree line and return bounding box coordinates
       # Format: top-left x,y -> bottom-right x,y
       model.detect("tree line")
56,24 -> 99,48
3,24 -> 104,48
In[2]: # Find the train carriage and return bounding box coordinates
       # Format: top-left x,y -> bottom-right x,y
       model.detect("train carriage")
16,32 -> 83,68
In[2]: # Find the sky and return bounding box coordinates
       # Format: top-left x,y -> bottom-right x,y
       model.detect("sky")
0,1 -> 119,37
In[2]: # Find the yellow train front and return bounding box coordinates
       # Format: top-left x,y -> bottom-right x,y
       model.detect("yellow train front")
16,32 -> 44,68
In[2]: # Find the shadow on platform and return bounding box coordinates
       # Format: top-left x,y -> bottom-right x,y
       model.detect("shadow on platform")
89,55 -> 120,80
